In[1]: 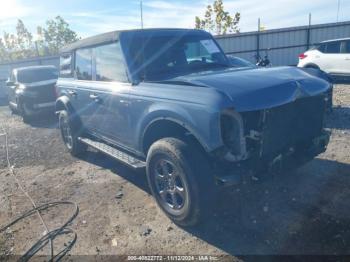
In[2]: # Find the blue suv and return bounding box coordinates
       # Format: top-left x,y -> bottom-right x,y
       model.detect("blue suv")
56,29 -> 331,226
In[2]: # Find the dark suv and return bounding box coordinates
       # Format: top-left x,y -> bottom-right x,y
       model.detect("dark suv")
56,29 -> 331,226
7,65 -> 58,122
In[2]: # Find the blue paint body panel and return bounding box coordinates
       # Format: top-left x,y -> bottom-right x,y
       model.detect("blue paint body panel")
56,29 -> 331,158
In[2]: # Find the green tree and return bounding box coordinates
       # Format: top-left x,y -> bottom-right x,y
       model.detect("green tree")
0,16 -> 79,62
195,0 -> 240,35
0,38 -> 8,61
15,19 -> 34,59
2,32 -> 17,60
43,16 -> 79,55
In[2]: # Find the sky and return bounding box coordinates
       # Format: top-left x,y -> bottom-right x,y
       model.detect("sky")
0,0 -> 349,38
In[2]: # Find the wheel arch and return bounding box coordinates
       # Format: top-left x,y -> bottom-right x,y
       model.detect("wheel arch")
55,96 -> 72,113
304,63 -> 320,69
141,117 -> 209,156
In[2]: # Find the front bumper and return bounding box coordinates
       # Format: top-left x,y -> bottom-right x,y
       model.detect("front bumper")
215,130 -> 331,186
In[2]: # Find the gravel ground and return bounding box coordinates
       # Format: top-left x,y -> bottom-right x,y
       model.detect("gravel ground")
0,84 -> 349,259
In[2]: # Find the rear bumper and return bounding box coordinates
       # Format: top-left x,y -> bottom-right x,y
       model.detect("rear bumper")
20,97 -> 56,116
32,101 -> 56,109
215,130 -> 330,186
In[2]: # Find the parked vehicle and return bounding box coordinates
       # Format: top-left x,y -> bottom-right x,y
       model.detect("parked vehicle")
7,65 -> 58,122
227,55 -> 256,68
255,49 -> 271,67
0,78 -> 8,101
56,29 -> 331,226
298,38 -> 350,78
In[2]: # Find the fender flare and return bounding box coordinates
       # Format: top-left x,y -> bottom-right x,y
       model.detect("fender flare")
55,96 -> 74,114
141,116 -> 210,153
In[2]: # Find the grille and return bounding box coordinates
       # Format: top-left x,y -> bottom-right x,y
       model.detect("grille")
243,95 -> 326,158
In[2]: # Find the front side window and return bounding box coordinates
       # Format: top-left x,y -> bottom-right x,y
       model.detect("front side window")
75,48 -> 92,80
95,42 -> 127,82
324,41 -> 341,54
124,34 -> 229,81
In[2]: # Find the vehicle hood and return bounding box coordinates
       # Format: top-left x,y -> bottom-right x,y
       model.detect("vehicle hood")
173,66 -> 331,112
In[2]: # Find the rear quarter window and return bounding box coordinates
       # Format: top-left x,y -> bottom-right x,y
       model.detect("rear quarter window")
324,41 -> 341,54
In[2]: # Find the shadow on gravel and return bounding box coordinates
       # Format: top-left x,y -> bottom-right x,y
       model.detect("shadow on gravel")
325,106 -> 350,130
184,158 -> 350,255
78,151 -> 350,255
27,113 -> 58,129
81,150 -> 151,194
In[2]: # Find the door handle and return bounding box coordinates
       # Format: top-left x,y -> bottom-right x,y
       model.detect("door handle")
89,94 -> 99,99
89,94 -> 101,102
68,90 -> 77,96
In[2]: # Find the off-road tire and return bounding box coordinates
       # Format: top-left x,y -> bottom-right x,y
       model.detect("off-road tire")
59,110 -> 87,157
146,137 -> 215,227
19,101 -> 32,123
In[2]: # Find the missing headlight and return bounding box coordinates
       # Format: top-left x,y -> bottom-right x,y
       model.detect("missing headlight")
220,109 -> 248,162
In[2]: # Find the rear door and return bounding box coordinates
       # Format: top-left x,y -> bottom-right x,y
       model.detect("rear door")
73,47 -> 96,129
87,42 -> 132,147
317,41 -> 342,74
74,42 -> 132,148
340,40 -> 350,75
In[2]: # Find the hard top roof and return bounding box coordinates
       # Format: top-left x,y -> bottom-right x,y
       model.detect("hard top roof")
14,65 -> 56,73
60,28 -> 209,53
321,37 -> 350,43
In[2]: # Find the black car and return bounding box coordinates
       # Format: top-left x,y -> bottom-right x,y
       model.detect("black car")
7,65 -> 58,122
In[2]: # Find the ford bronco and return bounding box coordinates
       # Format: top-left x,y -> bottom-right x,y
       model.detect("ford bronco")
56,29 -> 331,226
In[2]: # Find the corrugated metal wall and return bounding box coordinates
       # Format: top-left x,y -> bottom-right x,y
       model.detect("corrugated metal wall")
215,21 -> 350,66
0,20 -> 350,80
0,56 -> 59,80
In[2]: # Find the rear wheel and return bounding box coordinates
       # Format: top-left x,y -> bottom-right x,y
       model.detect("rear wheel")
146,137 -> 215,226
59,110 -> 87,157
19,101 -> 33,123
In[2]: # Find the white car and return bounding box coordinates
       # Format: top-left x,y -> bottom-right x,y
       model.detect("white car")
298,38 -> 350,77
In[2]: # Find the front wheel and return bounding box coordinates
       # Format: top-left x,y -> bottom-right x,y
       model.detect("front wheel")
59,110 -> 87,157
146,138 -> 215,226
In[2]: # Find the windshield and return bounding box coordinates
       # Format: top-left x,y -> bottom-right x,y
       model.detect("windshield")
17,68 -> 58,83
124,34 -> 230,81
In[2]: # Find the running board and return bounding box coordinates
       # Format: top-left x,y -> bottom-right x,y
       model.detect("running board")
78,137 -> 146,169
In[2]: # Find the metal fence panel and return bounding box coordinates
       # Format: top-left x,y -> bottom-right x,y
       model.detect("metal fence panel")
216,21 -> 350,66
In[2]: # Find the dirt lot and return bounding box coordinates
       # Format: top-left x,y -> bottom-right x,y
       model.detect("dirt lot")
0,84 -> 350,259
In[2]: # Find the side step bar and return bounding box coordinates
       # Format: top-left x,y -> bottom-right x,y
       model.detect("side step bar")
78,137 -> 146,169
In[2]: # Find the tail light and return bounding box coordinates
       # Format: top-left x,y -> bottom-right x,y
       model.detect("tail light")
299,53 -> 307,59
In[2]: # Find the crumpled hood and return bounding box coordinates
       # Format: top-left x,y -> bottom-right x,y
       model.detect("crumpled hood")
174,66 -> 331,112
